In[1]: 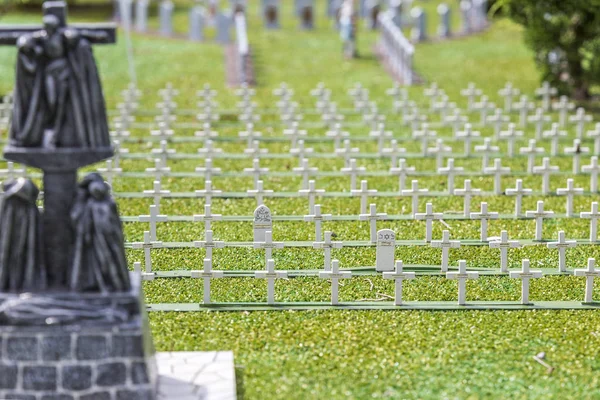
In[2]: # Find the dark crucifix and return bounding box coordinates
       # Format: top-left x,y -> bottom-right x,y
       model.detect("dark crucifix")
0,1 -> 128,291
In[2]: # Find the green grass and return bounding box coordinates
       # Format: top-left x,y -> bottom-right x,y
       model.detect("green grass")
1,1 -> 600,399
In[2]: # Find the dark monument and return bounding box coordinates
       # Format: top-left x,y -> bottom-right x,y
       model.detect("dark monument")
0,2 -> 158,398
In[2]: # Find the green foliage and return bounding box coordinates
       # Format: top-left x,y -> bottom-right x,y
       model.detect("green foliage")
495,0 -> 600,99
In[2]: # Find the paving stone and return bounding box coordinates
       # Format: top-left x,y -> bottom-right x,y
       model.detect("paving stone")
6,336 -> 38,361
117,389 -> 154,400
22,366 -> 56,391
4,394 -> 36,400
80,392 -> 111,400
132,361 -> 150,384
62,365 -> 92,391
0,365 -> 18,389
76,336 -> 108,360
111,334 -> 144,357
41,335 -> 72,361
41,394 -> 75,400
96,362 -> 126,386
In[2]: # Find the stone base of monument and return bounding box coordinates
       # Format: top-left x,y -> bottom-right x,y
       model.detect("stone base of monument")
0,274 -> 238,400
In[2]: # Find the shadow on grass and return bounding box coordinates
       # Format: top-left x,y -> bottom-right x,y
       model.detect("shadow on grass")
235,364 -> 246,400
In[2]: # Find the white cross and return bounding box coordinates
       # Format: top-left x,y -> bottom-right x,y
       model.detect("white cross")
565,138 -> 589,174
247,180 -> 273,206
427,139 -> 452,170
359,204 -> 388,243
424,82 -> 442,109
525,201 -> 554,241
238,123 -> 261,145
412,123 -> 437,156
369,123 -> 393,155
474,138 -> 499,170
255,259 -> 288,305
483,158 -> 510,195
326,123 -> 349,150
446,260 -> 479,306
304,204 -> 332,242
293,158 -> 318,190
431,230 -> 460,272
513,95 -> 535,127
195,180 -> 222,206
415,203 -> 443,242
156,107 -> 176,126
386,83 -> 407,103
245,140 -> 269,158
498,124 -> 523,157
473,95 -> 495,124
150,122 -> 174,140
455,124 -> 480,157
581,202 -> 600,242
460,82 -> 482,110
193,230 -> 225,261
110,123 -> 131,141
547,231 -> 577,272
569,107 -> 592,138
97,160 -> 122,189
587,123 -> 600,154
283,122 -> 307,148
197,83 -> 217,99
432,95 -> 452,120
193,204 -> 223,232
574,258 -> 600,303
552,95 -> 575,127
351,180 -> 378,214
489,230 -> 521,273
520,139 -> 544,173
244,158 -> 269,189
527,108 -> 551,139
485,108 -> 509,137
139,205 -> 168,241
253,230 -> 285,266
438,158 -> 464,194
509,259 -> 543,305
535,81 -> 557,111
319,259 -> 352,305
443,108 -> 467,134
533,157 -> 559,195
195,122 -> 218,140
197,140 -> 223,158
542,123 -> 567,156
382,140 -> 406,168
383,261 -> 416,306
390,159 -> 416,192
455,179 -> 481,217
273,82 -> 293,97
191,258 -> 224,305
405,108 -> 427,132
335,140 -> 360,167
159,83 -> 179,98
498,82 -> 520,112
402,180 -> 429,217
299,180 -> 325,215
195,158 -> 222,181
556,179 -> 584,217
582,156 -> 600,193
310,82 -> 327,98
132,231 -> 163,280
470,202 -> 499,242
143,181 -> 170,214
313,231 -> 343,271
145,159 -> 171,183
506,179 -> 532,217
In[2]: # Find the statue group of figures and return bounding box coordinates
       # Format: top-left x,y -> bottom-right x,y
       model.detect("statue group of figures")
0,174 -> 130,293
9,11 -> 112,149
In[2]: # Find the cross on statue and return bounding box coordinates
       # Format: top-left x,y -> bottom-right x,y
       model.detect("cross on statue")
0,1 -> 118,288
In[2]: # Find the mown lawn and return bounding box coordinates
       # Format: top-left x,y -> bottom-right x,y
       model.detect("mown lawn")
1,1 -> 599,399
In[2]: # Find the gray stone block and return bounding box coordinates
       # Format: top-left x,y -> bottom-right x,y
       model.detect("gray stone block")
41,395 -> 75,400
80,392 -> 111,400
96,362 -> 126,386
22,366 -> 56,391
5,394 -> 36,400
131,361 -> 150,384
0,365 -> 18,389
111,334 -> 143,357
62,365 -> 92,391
6,336 -> 38,361
76,336 -> 108,360
116,389 -> 154,400
41,335 -> 72,361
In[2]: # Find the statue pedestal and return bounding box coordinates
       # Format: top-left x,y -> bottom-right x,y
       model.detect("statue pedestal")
4,146 -> 114,287
0,273 -> 158,399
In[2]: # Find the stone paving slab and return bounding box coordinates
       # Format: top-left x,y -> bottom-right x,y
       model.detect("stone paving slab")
157,351 -> 237,400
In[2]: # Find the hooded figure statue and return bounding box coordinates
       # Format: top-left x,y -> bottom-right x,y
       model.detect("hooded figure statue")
0,178 -> 46,292
70,173 -> 130,292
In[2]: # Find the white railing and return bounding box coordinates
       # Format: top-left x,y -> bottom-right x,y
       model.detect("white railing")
378,11 -> 414,86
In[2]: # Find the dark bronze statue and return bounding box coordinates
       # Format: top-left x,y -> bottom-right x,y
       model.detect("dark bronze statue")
0,178 -> 46,292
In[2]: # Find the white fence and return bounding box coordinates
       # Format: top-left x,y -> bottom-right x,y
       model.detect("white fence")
378,11 -> 414,86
